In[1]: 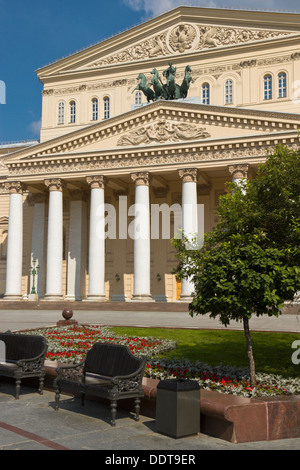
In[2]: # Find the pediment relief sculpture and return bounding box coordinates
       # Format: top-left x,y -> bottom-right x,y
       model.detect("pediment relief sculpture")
117,120 -> 211,146
88,23 -> 291,67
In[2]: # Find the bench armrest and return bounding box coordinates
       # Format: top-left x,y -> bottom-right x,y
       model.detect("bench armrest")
16,347 -> 48,373
111,361 -> 146,392
55,361 -> 85,382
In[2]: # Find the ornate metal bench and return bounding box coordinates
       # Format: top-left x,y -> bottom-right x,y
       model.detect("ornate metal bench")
0,331 -> 48,398
54,342 -> 146,426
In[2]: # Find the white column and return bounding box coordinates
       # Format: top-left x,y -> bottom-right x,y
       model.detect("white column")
178,169 -> 198,302
30,193 -> 46,299
85,176 -> 107,301
66,190 -> 87,301
4,182 -> 24,300
44,179 -> 64,301
130,172 -> 152,301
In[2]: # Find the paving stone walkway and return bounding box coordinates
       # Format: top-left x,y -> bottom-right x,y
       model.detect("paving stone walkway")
0,383 -> 300,451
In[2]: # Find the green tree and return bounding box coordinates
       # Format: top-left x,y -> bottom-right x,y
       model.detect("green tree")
173,146 -> 300,388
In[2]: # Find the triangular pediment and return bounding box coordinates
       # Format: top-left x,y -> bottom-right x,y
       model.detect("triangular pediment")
3,101 -> 300,167
36,6 -> 300,78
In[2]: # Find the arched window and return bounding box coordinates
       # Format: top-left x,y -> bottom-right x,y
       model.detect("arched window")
225,79 -> 233,104
202,83 -> 210,105
278,72 -> 287,98
58,101 -> 65,125
264,74 -> 272,100
92,98 -> 98,121
104,96 -> 110,119
135,91 -> 142,106
70,100 -> 76,123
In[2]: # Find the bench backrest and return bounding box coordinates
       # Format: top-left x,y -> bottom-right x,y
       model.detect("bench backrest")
84,342 -> 144,377
0,332 -> 47,361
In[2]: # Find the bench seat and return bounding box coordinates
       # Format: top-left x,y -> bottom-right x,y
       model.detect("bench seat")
0,332 -> 48,398
54,342 -> 146,426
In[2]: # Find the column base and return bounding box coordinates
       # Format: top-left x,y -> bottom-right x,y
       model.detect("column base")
131,294 -> 154,302
3,294 -> 23,301
178,295 -> 193,302
111,295 -> 128,302
152,295 -> 168,302
83,295 -> 108,302
64,295 -> 82,302
43,295 -> 64,302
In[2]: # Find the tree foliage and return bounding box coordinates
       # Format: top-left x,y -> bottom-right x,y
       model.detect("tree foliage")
173,146 -> 300,386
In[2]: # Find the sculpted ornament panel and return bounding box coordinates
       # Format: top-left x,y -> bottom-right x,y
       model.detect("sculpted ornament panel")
117,120 -> 211,146
168,24 -> 198,53
87,23 -> 291,67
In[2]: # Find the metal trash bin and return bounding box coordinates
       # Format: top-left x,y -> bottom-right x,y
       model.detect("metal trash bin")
156,379 -> 200,438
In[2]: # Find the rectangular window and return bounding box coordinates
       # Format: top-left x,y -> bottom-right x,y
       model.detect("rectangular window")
264,75 -> 272,100
92,99 -> 98,121
70,101 -> 76,123
278,73 -> 287,98
225,80 -> 233,104
202,84 -> 210,105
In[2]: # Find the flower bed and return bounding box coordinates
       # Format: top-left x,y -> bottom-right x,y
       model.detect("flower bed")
23,325 -> 300,398
24,325 -> 176,363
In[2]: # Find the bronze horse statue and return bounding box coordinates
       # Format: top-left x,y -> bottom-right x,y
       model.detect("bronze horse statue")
132,73 -> 155,103
133,65 -> 193,103
150,64 -> 193,101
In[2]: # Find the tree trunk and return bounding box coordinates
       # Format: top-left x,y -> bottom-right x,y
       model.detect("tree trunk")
243,317 -> 256,388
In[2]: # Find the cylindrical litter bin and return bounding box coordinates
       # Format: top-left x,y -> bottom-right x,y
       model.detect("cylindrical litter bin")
156,379 -> 200,438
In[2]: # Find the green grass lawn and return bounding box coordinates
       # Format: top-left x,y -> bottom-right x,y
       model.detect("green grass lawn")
111,327 -> 300,378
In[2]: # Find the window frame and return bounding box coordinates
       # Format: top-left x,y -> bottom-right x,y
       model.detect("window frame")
92,97 -> 99,121
134,91 -> 142,106
278,72 -> 287,99
103,96 -> 110,120
224,79 -> 234,105
202,83 -> 210,105
57,101 -> 65,125
69,100 -> 76,124
263,74 -> 273,101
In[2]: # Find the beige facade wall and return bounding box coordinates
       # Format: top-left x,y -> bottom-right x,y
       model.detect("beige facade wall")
1,6 -> 300,301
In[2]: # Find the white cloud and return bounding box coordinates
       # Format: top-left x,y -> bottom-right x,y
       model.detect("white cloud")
123,0 -> 300,16
29,119 -> 41,136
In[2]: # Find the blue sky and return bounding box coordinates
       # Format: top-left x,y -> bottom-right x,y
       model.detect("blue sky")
0,0 -> 299,143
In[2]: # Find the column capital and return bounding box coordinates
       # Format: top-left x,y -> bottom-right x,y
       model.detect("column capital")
131,172 -> 151,186
228,164 -> 249,180
5,181 -> 26,195
44,178 -> 64,192
86,175 -> 106,189
178,168 -> 198,183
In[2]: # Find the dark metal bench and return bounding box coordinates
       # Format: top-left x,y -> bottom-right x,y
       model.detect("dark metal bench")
54,342 -> 146,426
0,331 -> 48,398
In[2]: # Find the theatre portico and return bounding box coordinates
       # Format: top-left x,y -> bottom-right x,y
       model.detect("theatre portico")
1,6 -> 300,305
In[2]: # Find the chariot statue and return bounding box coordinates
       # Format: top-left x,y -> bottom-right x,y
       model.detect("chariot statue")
132,63 -> 194,102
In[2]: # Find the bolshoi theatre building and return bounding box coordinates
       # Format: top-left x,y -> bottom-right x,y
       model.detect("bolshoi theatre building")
0,6 -> 300,305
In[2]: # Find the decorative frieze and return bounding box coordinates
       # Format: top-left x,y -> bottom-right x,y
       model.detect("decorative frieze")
118,120 -> 210,146
5,143 -> 298,177
87,23 -> 292,67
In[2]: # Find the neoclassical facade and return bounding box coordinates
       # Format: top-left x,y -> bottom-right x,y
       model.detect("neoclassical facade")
1,6 -> 300,302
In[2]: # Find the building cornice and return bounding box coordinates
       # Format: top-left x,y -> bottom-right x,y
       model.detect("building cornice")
3,100 -> 300,164
4,129 -> 299,181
